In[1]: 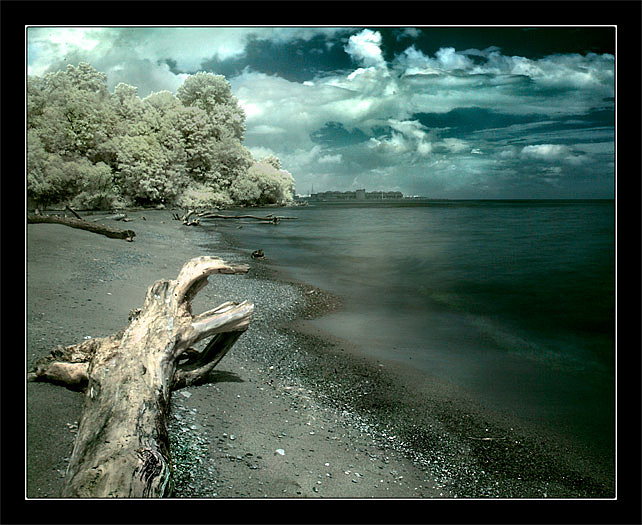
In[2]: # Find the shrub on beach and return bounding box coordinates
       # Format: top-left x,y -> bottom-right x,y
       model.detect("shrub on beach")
176,183 -> 234,209
71,161 -> 123,210
230,160 -> 295,206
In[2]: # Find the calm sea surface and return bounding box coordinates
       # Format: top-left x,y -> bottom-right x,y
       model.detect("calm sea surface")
199,200 -> 615,457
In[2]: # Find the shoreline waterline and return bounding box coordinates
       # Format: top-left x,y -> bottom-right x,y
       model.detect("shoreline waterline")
197,215 -> 615,498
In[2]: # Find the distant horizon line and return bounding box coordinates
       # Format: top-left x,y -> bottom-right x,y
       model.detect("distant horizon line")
295,194 -> 615,201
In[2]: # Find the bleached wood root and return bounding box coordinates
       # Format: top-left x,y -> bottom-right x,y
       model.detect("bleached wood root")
28,256 -> 254,497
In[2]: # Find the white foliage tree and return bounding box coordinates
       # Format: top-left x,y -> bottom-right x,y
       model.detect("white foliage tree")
230,160 -> 294,206
27,63 -> 296,209
176,72 -> 246,141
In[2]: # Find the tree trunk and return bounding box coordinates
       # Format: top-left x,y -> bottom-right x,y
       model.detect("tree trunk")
28,256 -> 254,497
27,214 -> 136,241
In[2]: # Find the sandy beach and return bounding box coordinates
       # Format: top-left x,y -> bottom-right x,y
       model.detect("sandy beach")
26,210 -> 446,499
26,209 -> 614,501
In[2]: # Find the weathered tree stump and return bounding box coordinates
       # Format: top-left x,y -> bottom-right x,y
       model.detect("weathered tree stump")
28,256 -> 254,497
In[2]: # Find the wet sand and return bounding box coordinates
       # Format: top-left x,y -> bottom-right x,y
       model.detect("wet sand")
26,209 -> 615,503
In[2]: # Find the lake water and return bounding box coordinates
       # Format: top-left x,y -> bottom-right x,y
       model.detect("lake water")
198,200 -> 615,459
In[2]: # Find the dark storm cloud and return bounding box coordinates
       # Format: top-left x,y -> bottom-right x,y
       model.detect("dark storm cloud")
199,34 -> 354,82
412,108 -> 548,137
377,27 -> 615,62
412,106 -> 614,141
310,122 -> 369,147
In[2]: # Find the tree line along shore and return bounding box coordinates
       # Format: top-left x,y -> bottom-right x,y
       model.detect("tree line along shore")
27,63 -> 295,213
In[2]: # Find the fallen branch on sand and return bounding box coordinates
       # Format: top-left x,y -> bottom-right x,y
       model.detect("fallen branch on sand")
27,214 -> 136,241
28,256 -> 254,497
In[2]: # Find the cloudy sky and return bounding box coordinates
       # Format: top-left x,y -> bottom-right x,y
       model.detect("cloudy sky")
27,26 -> 615,198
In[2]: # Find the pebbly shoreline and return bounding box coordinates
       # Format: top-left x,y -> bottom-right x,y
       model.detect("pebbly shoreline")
26,208 -> 614,500
197,216 -> 615,499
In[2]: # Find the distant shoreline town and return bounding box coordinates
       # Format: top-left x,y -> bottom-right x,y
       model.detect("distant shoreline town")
300,189 -> 423,202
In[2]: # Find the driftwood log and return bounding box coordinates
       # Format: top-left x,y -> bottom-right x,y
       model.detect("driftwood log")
92,212 -> 129,222
172,210 -> 297,225
198,212 -> 298,224
183,210 -> 200,226
28,256 -> 254,497
64,205 -> 83,220
171,210 -> 200,226
27,214 -> 136,241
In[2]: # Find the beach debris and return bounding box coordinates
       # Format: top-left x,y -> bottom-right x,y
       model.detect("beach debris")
27,214 -> 136,242
106,213 -> 127,221
275,449 -> 285,456
27,256 -> 254,498
251,249 -> 265,260
64,205 -> 83,220
173,210 -> 200,226
183,210 -> 200,226
197,211 -> 298,224
179,391 -> 192,399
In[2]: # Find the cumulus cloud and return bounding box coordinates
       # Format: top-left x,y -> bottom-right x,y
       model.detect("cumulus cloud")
318,153 -> 343,164
393,45 -> 614,116
246,145 -> 277,161
232,69 -> 362,150
395,43 -> 614,92
438,138 -> 470,153
394,45 -> 475,75
366,118 -> 437,158
388,119 -> 428,140
499,146 -> 519,158
344,29 -> 386,69
520,144 -> 585,165
368,133 -> 413,154
416,141 -> 433,156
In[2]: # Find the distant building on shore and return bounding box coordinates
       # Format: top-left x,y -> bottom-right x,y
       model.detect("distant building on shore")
309,188 -> 403,202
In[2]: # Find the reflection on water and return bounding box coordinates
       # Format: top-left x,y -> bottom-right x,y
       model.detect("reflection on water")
199,200 -> 615,457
